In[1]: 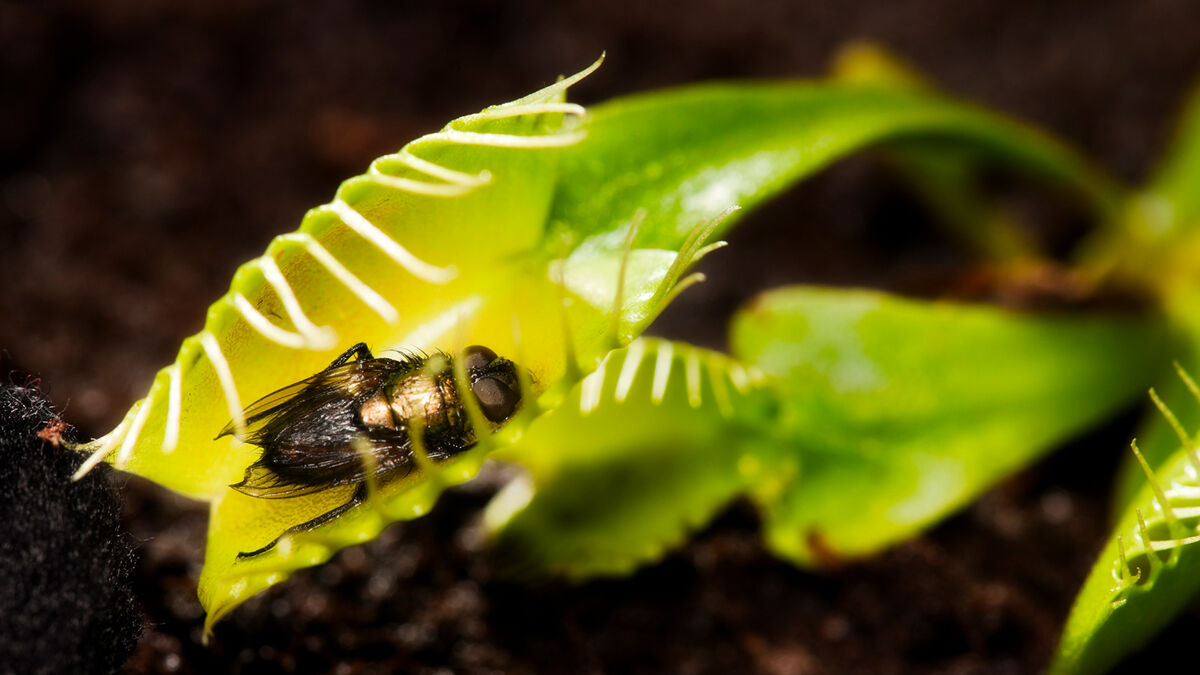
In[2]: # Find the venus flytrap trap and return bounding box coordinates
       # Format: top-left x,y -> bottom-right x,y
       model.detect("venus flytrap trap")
484,338 -> 779,580
74,57 -> 618,633
72,56 -> 608,498
1051,370 -> 1200,675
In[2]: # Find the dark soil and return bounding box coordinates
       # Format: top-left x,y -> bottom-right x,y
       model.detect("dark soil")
3,1 -> 1200,673
0,381 -> 139,674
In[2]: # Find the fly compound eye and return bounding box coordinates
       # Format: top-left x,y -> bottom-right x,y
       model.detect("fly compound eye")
471,376 -> 520,423
463,345 -> 498,372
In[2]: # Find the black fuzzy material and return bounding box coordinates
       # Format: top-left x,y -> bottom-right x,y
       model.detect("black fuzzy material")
0,382 -> 140,674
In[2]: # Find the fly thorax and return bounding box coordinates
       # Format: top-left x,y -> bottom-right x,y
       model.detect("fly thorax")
386,371 -> 463,434
358,390 -> 396,430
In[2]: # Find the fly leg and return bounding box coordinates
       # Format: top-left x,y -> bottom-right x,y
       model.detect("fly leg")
328,342 -> 374,368
235,482 -> 368,560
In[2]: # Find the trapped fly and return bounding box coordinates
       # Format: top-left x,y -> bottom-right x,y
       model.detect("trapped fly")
218,342 -> 522,558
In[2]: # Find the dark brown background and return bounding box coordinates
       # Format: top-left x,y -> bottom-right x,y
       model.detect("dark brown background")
3,1 -> 1200,672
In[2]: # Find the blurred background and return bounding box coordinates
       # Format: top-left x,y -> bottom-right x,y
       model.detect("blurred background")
3,1 -> 1200,672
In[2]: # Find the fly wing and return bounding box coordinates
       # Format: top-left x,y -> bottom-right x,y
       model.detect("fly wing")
230,431 -> 417,499
216,359 -> 404,442
215,379 -> 318,440
230,461 -> 338,499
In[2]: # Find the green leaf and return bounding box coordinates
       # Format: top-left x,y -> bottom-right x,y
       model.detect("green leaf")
1107,74 -> 1200,515
1112,285 -> 1200,517
730,286 -> 1165,565
484,338 -> 780,579
829,41 -> 1036,260
549,78 -> 1122,260
1080,74 -> 1200,285
1039,73 -> 1200,675
1052,415 -> 1200,674
1147,74 -> 1200,232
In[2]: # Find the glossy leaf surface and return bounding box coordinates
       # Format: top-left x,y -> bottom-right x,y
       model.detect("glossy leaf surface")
550,80 -> 1121,262
730,287 -> 1165,565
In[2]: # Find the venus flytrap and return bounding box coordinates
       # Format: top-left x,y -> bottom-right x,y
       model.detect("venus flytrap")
68,51 -> 1178,645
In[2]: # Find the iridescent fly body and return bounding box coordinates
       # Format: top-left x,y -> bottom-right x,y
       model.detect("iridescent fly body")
218,343 -> 521,558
